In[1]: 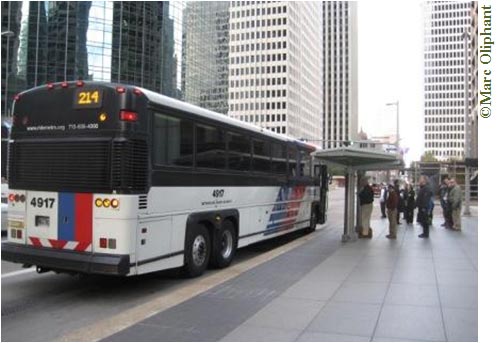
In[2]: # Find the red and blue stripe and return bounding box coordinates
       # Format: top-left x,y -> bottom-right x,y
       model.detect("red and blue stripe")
56,193 -> 93,251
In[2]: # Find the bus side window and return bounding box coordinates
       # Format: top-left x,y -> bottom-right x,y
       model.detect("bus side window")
253,139 -> 271,173
153,112 -> 193,167
227,132 -> 251,171
300,149 -> 312,177
271,142 -> 287,174
288,146 -> 298,177
196,124 -> 226,170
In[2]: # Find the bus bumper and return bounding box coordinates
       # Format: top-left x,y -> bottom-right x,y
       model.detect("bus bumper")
1,242 -> 130,276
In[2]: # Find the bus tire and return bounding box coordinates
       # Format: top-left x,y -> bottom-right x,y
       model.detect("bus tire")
183,224 -> 211,278
306,206 -> 318,234
210,220 -> 237,269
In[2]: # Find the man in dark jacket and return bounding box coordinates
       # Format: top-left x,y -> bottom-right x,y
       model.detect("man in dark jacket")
416,176 -> 432,238
358,177 -> 374,238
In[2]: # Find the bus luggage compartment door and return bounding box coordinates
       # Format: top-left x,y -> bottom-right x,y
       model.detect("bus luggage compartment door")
26,192 -> 93,252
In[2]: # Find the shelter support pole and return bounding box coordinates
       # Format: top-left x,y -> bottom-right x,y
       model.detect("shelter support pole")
343,171 -> 349,242
342,168 -> 357,242
356,170 -> 364,233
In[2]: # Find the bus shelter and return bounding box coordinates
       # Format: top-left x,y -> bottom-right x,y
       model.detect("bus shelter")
313,147 -> 403,242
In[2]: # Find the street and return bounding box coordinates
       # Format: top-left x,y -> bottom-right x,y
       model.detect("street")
1,189 -> 345,342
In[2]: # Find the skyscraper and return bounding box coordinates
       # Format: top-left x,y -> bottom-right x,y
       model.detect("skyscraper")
227,1 -> 322,141
322,1 -> 358,149
1,1 -> 181,118
181,1 -> 230,114
423,1 -> 473,161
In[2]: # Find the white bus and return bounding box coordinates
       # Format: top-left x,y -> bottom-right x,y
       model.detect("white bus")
2,81 -> 328,277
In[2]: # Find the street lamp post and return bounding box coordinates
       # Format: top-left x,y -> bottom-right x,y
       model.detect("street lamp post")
386,101 -> 400,155
462,31 -> 471,216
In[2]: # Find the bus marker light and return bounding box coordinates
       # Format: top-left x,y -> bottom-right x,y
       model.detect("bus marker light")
76,80 -> 85,87
14,94 -> 21,101
47,83 -> 54,90
116,86 -> 126,94
119,110 -> 138,122
99,113 -> 107,122
110,199 -> 119,208
99,238 -> 107,248
133,88 -> 143,96
103,199 -> 111,208
95,198 -> 103,207
61,81 -> 69,88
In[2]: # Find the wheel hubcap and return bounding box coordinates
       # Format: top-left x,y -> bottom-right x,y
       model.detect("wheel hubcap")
192,235 -> 207,266
220,230 -> 233,259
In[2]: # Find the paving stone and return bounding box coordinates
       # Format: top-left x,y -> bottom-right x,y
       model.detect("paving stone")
243,296 -> 325,331
438,285 -> 477,309
306,301 -> 381,337
220,324 -> 301,342
442,307 -> 478,341
297,331 -> 369,342
331,282 -> 389,304
375,304 -> 445,341
385,283 -> 439,307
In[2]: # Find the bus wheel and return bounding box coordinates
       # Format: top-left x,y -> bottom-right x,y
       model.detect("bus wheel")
210,220 -> 237,269
306,207 -> 318,234
184,225 -> 211,277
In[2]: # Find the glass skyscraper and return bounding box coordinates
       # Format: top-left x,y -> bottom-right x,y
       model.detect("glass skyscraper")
1,1 -> 182,118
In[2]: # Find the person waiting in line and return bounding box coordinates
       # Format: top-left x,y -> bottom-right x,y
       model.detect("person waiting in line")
404,184 -> 416,224
439,176 -> 453,229
416,175 -> 433,238
448,178 -> 463,231
379,182 -> 387,218
386,184 -> 399,239
358,177 -> 374,239
394,180 -> 403,224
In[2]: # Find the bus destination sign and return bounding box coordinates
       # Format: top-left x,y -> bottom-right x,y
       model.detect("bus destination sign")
73,89 -> 103,109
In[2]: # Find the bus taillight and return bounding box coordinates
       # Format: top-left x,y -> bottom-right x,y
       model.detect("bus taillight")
119,110 -> 138,122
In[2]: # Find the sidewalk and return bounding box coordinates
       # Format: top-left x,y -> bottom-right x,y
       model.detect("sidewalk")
104,213 -> 478,342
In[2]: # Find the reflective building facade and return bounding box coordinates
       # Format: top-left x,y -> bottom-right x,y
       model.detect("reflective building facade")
1,1 -> 182,118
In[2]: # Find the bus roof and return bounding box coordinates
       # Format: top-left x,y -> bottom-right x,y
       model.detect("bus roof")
137,86 -> 318,151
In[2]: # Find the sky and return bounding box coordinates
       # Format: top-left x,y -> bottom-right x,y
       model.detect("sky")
357,1 -> 425,164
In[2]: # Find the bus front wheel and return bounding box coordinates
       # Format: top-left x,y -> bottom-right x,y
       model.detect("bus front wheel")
184,224 -> 211,277
210,220 -> 237,269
